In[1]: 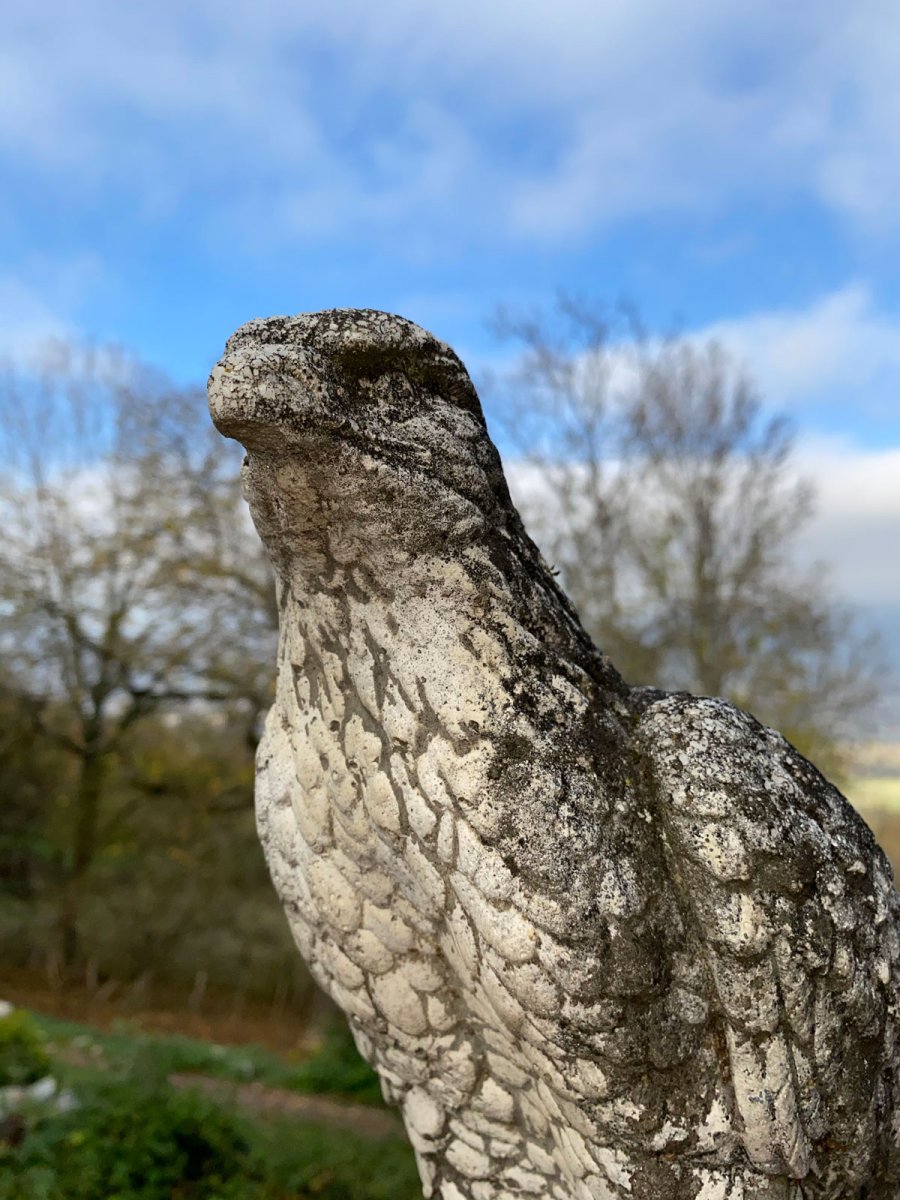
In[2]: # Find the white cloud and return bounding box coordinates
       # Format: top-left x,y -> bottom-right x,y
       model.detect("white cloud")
505,438 -> 900,700
508,441 -> 900,607
497,282 -> 900,670
693,285 -> 900,424
482,284 -> 900,438
4,0 -> 900,245
757,438 -> 900,685
799,441 -> 900,607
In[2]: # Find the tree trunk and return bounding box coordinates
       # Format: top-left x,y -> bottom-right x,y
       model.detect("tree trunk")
58,745 -> 106,972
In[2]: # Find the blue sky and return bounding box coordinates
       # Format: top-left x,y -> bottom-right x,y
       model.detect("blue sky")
3,0 -> 899,713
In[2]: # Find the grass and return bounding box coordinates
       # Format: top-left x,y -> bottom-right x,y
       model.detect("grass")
0,1009 -> 420,1200
29,1011 -> 385,1106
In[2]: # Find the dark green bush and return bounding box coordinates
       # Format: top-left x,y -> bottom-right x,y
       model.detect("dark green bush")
1,1009 -> 420,1200
0,1074 -> 420,1200
0,1079 -> 259,1200
0,1011 -> 51,1087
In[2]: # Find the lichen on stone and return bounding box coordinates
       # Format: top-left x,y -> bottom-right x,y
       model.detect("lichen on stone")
210,308 -> 900,1200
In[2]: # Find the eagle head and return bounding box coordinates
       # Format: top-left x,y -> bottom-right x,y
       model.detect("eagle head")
208,309 -> 510,578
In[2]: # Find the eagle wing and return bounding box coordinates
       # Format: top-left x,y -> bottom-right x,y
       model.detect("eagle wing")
637,694 -> 900,1184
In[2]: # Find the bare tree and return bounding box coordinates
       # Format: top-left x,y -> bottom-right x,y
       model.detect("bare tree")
489,299 -> 881,779
0,340 -> 276,970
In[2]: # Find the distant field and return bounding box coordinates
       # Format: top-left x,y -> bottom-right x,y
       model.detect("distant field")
843,776 -> 900,876
850,741 -> 900,775
846,775 -> 900,814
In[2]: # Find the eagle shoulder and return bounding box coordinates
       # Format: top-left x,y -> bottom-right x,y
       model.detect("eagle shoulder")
636,694 -> 900,1184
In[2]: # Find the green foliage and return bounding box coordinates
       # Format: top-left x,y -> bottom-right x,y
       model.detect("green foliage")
0,1011 -> 51,1087
286,1021 -> 384,1105
0,1077 -> 420,1200
0,684 -> 68,905
252,1115 -> 421,1200
2,1009 -> 412,1199
0,1078 -> 259,1200
31,1012 -> 383,1107
0,341 -> 280,979
0,702 -> 312,1005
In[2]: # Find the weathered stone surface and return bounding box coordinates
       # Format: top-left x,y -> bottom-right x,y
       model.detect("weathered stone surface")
209,309 -> 900,1200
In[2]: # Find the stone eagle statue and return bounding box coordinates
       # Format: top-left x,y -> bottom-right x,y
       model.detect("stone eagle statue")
209,309 -> 900,1200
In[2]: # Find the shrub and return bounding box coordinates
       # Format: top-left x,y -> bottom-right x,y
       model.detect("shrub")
0,1078 -> 259,1200
258,1116 -> 422,1200
0,1011 -> 51,1087
0,1076 -> 422,1200
289,1021 -> 383,1105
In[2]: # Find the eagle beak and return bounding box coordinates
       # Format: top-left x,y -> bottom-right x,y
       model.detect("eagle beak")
208,359 -> 253,440
208,353 -> 289,451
